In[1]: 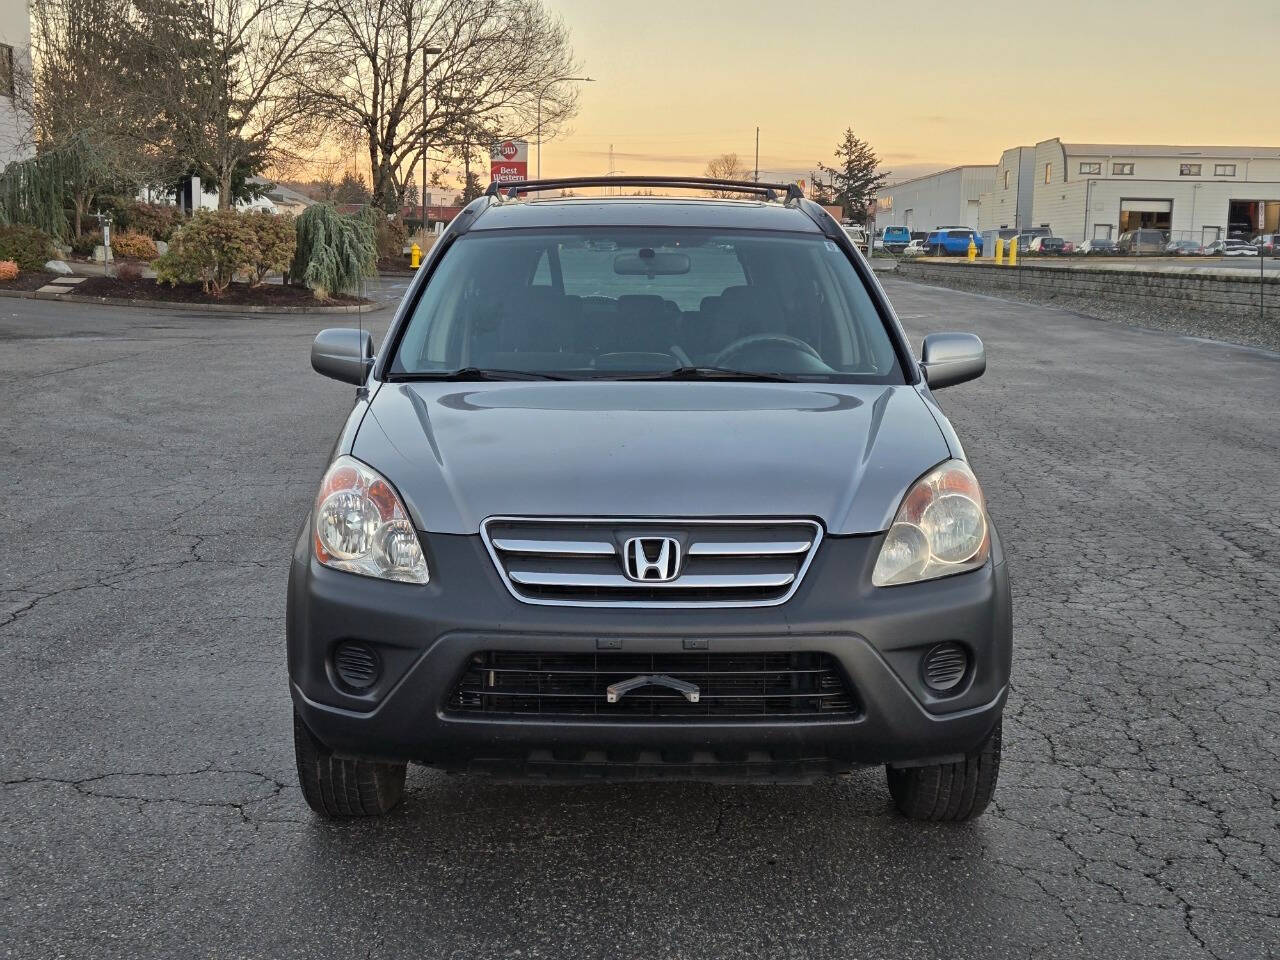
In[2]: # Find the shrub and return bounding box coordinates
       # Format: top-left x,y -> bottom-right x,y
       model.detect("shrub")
118,201 -> 184,241
0,224 -> 57,271
116,261 -> 142,282
71,231 -> 102,257
110,230 -> 158,260
291,204 -> 376,299
0,260 -> 19,282
153,209 -> 257,295
246,211 -> 295,285
373,213 -> 408,261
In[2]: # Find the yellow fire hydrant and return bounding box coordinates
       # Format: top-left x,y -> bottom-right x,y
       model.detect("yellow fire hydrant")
995,238 -> 1005,265
1008,236 -> 1018,267
967,237 -> 978,262
410,242 -> 422,268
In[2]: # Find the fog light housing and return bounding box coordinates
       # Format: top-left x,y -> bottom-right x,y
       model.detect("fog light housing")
333,641 -> 380,691
922,643 -> 968,693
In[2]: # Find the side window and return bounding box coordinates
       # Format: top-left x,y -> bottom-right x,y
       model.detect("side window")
531,249 -> 551,286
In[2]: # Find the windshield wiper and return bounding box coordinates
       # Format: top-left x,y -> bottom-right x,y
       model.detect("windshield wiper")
389,367 -> 569,382
612,365 -> 798,382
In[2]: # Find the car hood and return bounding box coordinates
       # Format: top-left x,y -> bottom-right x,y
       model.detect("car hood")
353,381 -> 951,535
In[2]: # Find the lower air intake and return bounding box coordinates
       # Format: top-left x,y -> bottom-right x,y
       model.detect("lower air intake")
447,651 -> 859,721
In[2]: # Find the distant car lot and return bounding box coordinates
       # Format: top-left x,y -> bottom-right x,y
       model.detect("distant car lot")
3,288 -> 1277,959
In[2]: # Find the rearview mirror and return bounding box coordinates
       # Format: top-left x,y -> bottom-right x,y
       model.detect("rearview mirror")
312,328 -> 374,385
613,250 -> 691,276
920,332 -> 985,389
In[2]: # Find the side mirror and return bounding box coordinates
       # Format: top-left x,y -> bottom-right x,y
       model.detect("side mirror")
311,328 -> 374,385
920,332 -> 986,389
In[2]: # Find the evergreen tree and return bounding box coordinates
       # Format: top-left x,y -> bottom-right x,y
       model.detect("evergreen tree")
817,129 -> 888,224
333,171 -> 372,205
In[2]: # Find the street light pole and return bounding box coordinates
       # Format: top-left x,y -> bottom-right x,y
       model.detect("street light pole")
421,45 -> 442,232
536,75 -> 593,179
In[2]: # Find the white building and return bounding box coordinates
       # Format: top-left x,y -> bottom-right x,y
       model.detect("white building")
0,0 -> 33,166
873,165 -> 995,234
977,147 -> 1036,233
1028,138 -> 1280,244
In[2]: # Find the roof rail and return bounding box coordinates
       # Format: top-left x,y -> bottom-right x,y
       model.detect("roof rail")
484,175 -> 805,203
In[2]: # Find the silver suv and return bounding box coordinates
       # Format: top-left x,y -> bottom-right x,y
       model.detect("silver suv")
289,176 -> 1011,822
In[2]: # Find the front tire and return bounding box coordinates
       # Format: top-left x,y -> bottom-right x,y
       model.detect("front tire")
886,719 -> 1001,821
293,710 -> 407,817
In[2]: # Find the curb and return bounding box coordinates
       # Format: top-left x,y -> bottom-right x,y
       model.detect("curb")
0,287 -> 392,314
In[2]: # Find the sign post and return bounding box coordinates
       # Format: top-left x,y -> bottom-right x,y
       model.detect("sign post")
490,139 -> 529,187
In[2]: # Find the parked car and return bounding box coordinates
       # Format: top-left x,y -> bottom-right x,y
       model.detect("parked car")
1165,239 -> 1204,256
1202,239 -> 1258,257
1251,233 -> 1279,256
1116,229 -> 1168,255
1027,236 -> 1065,255
1061,240 -> 1074,255
292,175 -> 1010,822
925,228 -> 982,256
902,238 -> 928,257
842,223 -> 868,250
1077,238 -> 1118,256
880,225 -> 912,253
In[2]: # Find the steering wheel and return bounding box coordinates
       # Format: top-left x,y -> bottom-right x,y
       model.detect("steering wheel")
712,333 -> 826,371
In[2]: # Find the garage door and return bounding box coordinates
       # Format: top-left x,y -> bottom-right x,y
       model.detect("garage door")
1120,200 -> 1173,213
1119,199 -> 1172,232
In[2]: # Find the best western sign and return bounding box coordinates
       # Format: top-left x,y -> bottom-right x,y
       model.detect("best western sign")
490,139 -> 529,185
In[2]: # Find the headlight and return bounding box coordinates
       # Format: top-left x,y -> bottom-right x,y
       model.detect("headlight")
872,460 -> 989,587
313,456 -> 429,584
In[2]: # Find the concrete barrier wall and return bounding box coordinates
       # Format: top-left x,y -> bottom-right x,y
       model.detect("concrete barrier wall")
895,261 -> 1277,319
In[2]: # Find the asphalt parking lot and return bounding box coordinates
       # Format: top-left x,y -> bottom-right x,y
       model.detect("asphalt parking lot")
2,283 -> 1277,959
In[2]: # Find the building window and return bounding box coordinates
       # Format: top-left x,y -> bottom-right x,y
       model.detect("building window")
1079,162 -> 1102,175
1113,163 -> 1134,176
1003,170 -> 1010,189
0,45 -> 14,99
1043,163 -> 1052,184
1214,164 -> 1236,177
1179,164 -> 1202,176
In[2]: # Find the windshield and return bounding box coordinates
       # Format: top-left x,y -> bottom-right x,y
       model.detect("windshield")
389,227 -> 903,382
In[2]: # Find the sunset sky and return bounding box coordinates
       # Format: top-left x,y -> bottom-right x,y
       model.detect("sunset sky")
534,0 -> 1280,186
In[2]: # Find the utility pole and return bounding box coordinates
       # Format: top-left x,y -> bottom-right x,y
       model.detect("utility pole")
754,127 -> 759,182
421,45 -> 442,233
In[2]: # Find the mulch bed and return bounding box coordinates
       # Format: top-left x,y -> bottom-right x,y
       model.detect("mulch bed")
71,276 -> 368,306
0,271 -> 58,292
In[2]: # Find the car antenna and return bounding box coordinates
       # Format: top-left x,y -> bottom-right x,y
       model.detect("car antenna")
356,276 -> 368,401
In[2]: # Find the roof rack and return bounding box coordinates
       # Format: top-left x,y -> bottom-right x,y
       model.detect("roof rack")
484,175 -> 804,203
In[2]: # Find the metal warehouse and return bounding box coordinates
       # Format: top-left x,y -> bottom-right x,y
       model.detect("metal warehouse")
874,165 -> 995,233
876,138 -> 1280,244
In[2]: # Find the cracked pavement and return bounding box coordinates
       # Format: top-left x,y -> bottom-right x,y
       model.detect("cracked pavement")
2,285 -> 1277,959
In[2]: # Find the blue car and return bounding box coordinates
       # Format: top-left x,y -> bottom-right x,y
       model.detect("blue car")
926,228 -> 982,256
881,225 -> 911,253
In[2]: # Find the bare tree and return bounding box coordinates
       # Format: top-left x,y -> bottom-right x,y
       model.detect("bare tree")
19,0 -> 149,234
309,0 -> 580,210
136,0 -> 332,208
705,153 -> 747,197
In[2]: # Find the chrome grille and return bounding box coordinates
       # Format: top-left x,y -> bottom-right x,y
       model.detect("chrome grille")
481,517 -> 822,607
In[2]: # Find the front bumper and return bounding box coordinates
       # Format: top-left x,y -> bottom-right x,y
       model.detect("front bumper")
287,523 -> 1011,776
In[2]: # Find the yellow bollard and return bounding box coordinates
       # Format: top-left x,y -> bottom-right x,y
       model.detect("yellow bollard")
995,238 -> 1005,265
967,237 -> 977,262
410,242 -> 422,268
1008,236 -> 1018,267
